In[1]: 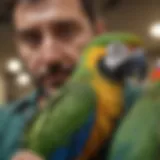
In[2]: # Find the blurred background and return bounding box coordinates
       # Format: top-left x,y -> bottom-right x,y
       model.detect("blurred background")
0,0 -> 160,103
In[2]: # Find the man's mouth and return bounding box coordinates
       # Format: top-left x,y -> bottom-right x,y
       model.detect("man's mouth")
42,64 -> 75,88
45,71 -> 70,88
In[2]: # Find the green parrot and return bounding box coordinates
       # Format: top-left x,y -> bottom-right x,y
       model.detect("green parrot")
123,78 -> 146,115
23,32 -> 146,160
108,63 -> 160,160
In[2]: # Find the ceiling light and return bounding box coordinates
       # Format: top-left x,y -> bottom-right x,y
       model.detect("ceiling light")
150,23 -> 160,38
7,58 -> 22,74
16,73 -> 31,87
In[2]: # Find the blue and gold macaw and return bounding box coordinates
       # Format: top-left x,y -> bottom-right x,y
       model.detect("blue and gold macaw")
107,62 -> 160,160
23,33 -> 147,160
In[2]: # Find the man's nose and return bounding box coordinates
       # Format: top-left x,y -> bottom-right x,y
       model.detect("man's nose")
41,35 -> 62,64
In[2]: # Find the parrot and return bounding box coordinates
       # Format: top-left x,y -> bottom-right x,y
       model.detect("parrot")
123,47 -> 148,114
107,61 -> 160,160
22,32 -> 147,160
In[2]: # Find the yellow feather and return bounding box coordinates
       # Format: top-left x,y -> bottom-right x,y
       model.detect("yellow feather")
78,47 -> 124,160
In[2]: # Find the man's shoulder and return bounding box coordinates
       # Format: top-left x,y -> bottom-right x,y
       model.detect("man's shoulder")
0,92 -> 38,134
0,91 -> 37,115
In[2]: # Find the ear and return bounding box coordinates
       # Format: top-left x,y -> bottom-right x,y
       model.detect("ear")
95,18 -> 107,35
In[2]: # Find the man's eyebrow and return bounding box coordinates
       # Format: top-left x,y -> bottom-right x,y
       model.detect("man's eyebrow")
51,19 -> 81,28
51,18 -> 76,23
15,27 -> 36,36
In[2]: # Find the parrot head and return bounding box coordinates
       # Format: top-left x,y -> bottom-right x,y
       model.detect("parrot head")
80,32 -> 148,83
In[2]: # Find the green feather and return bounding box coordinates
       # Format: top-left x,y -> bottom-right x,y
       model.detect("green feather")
72,32 -> 143,81
86,32 -> 143,49
83,32 -> 142,61
24,82 -> 96,159
108,82 -> 160,160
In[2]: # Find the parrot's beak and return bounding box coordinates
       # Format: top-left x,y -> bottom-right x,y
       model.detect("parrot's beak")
117,55 -> 148,82
98,42 -> 148,82
126,55 -> 148,81
98,53 -> 148,83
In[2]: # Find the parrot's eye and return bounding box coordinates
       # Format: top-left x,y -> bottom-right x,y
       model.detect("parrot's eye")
104,42 -> 130,70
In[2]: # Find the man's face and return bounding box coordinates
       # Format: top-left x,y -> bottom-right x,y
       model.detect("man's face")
14,0 -> 94,93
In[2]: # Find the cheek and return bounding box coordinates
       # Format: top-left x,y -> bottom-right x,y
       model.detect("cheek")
27,59 -> 40,75
62,31 -> 93,64
18,45 -> 42,75
71,33 -> 93,63
74,29 -> 93,50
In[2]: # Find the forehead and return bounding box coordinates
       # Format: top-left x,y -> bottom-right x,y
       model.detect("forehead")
14,0 -> 87,29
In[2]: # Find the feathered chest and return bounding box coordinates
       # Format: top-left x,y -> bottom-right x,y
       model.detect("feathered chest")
78,70 -> 124,160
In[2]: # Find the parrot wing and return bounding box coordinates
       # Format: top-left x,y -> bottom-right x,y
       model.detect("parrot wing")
24,82 -> 96,159
108,83 -> 160,160
124,82 -> 143,114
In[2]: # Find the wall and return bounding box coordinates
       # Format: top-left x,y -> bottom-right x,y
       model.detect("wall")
0,74 -> 6,105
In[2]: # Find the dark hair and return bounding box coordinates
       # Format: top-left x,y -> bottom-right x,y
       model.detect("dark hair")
7,0 -> 96,23
81,0 -> 96,23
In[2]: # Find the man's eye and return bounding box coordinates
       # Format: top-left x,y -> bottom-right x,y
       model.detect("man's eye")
54,22 -> 79,40
19,30 -> 41,46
